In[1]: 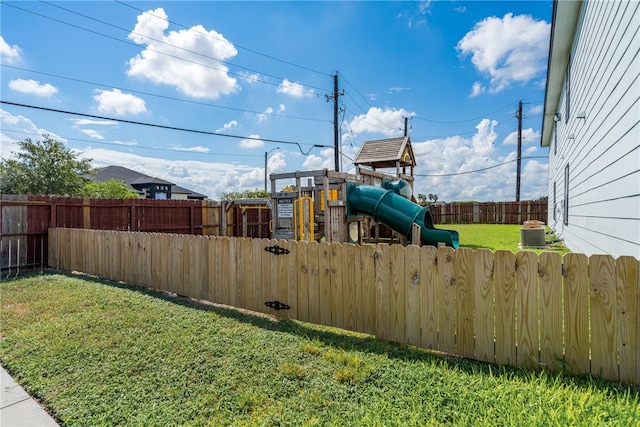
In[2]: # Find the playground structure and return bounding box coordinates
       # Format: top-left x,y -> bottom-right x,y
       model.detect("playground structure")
269,137 -> 459,248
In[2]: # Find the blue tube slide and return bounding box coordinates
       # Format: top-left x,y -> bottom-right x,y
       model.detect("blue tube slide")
346,183 -> 459,248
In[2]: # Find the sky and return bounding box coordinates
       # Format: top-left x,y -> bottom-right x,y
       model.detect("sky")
1,1 -> 553,201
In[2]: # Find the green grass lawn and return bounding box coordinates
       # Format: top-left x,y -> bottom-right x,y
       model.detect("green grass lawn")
444,224 -> 570,255
2,273 -> 637,426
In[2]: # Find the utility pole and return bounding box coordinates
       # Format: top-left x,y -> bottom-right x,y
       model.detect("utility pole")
333,73 -> 340,172
515,100 -> 523,202
403,116 -> 408,137
326,73 -> 343,172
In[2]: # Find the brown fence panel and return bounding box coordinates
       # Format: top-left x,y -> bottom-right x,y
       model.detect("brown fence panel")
429,201 -> 547,225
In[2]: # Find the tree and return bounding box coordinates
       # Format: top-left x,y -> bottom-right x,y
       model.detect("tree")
82,179 -> 139,199
219,189 -> 270,200
416,193 -> 428,207
0,135 -> 93,196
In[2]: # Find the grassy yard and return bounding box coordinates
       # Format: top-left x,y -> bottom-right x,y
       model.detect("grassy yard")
1,273 -> 637,426
445,224 -> 570,255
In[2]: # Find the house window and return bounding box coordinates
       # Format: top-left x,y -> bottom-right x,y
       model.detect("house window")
563,164 -> 569,225
553,182 -> 557,222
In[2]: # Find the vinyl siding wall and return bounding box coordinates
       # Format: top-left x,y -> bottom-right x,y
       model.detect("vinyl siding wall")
548,0 -> 640,258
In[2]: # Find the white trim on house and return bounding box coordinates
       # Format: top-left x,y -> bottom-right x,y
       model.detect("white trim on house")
542,0 -> 640,258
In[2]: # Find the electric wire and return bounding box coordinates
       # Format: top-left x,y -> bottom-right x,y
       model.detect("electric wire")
414,156 -> 547,177
5,2 -> 327,96
38,0 -> 329,95
2,129 -> 263,158
114,0 -> 330,77
1,100 -> 332,155
1,65 -> 331,124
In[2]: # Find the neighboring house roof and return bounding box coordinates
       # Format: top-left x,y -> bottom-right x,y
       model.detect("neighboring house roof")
353,137 -> 416,169
92,165 -> 207,199
540,0 -> 583,147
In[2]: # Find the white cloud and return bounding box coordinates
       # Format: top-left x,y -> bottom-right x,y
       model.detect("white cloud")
457,13 -> 550,93
410,118 -> 548,201
239,71 -> 260,85
216,120 -> 238,133
169,145 -> 210,153
239,134 -> 264,149
81,129 -> 105,140
267,151 -> 287,173
303,148 -> 334,170
127,8 -> 239,99
0,109 -> 65,160
277,79 -> 313,98
81,147 -> 264,199
502,128 -> 540,145
0,36 -> 21,64
348,107 -> 414,137
71,118 -> 118,127
258,107 -> 273,123
470,81 -> 485,98
93,89 -> 147,116
278,104 -> 286,113
8,79 -> 58,97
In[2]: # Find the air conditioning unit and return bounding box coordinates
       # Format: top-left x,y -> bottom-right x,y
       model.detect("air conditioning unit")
520,227 -> 546,247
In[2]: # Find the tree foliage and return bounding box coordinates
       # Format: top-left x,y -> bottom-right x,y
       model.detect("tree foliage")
0,136 -> 93,196
219,189 -> 270,200
82,179 -> 139,199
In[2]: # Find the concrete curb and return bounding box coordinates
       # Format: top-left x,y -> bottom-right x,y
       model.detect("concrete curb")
1,366 -> 59,426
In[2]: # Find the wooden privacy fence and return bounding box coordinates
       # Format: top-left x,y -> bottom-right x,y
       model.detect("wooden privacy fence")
429,201 -> 547,224
1,195 -> 271,270
48,228 -> 639,385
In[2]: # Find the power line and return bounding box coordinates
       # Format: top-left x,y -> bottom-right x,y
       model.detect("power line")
38,0 -> 329,95
413,102 -> 519,124
1,100 -> 332,155
414,156 -> 547,177
1,65 -> 331,124
2,128 -> 263,158
5,2 -> 327,96
114,0 -> 330,77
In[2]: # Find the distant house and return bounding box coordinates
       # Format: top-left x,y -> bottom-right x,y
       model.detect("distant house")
92,166 -> 207,200
540,1 -> 639,258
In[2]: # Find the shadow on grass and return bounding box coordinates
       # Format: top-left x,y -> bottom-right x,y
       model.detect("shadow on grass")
9,270 -> 640,398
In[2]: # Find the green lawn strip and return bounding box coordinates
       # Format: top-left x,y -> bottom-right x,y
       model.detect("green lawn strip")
446,224 -> 570,254
2,273 -> 637,426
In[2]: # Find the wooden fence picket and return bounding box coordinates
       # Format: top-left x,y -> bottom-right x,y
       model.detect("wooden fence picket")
330,242 -> 344,329
473,248 -> 494,363
404,245 -> 421,347
420,246 -> 438,350
297,239 -> 309,322
589,254 -> 617,381
46,229 -> 640,385
375,243 -> 390,341
494,250 -> 516,365
564,253 -> 590,374
455,247 -> 474,359
516,250 -> 539,368
437,246 -> 455,354
358,244 -> 376,335
343,244 -> 357,333
539,251 -> 563,371
615,256 -> 639,384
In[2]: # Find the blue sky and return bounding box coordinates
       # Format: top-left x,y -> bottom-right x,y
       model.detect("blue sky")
1,1 -> 552,201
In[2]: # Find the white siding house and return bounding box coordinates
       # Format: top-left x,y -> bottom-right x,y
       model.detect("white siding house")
541,0 -> 639,258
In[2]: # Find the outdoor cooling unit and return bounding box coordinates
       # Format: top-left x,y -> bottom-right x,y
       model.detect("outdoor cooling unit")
520,224 -> 546,247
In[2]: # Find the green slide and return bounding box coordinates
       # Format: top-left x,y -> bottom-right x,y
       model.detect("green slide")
346,182 -> 459,248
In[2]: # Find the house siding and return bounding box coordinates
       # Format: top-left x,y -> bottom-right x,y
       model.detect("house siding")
548,0 -> 640,258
